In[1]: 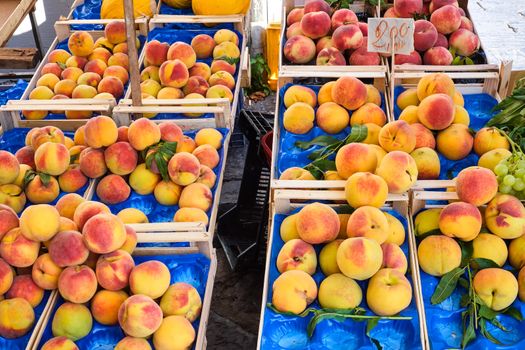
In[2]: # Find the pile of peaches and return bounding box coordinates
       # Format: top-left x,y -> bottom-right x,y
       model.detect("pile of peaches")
415,166 -> 525,312
25,21 -> 134,120
272,175 -> 413,317
283,0 -> 379,66
388,0 -> 481,65
139,29 -> 240,107
0,200 -> 201,349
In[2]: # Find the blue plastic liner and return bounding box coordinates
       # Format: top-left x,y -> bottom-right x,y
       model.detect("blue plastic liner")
0,291 -> 52,349
139,28 -> 242,120
0,80 -> 28,106
261,209 -> 422,350
413,209 -> 525,349
36,253 -> 210,349
91,127 -> 229,224
276,83 -> 386,178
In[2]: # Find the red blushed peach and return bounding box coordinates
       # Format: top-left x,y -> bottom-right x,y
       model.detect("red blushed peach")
49,230 -> 89,267
15,146 -> 35,168
117,126 -> 129,142
85,115 -> 119,148
41,336 -> 79,350
34,142 -> 70,176
316,47 -> 346,66
104,21 -> 126,44
456,167 -> 498,206
434,33 -> 448,48
159,59 -> 189,88
210,60 -> 235,77
411,147 -> 440,179
331,8 -> 358,30
346,206 -> 390,243
168,152 -> 201,186
118,294 -> 163,338
449,29 -> 480,56
179,183 -> 213,212
58,164 -> 88,193
304,0 -> 331,14
394,0 -> 423,18
437,124 -> 474,160
381,243 -> 408,273
189,62 -> 212,81
0,205 -> 18,241
53,80 -> 76,98
104,142 -> 138,175
129,260 -> 171,299
383,7 -> 398,18
191,34 -> 216,59
459,16 -> 474,31
96,250 -> 135,291
77,72 -> 101,88
315,36 -> 333,54
336,143 -> 377,179
283,35 -> 316,64
73,200 -> 111,231
89,47 -> 112,64
42,63 -> 62,77
160,282 -> 202,321
32,253 -> 62,290
159,122 -> 183,143
120,225 -> 138,254
296,202 -> 340,244
84,59 -> 107,76
209,71 -> 235,90
183,76 -> 209,96
331,76 -> 367,110
0,258 -> 13,295
417,93 -> 454,130
345,172 -> 388,208
96,174 -> 131,204
430,4 -> 461,34
192,144 -> 220,169
349,45 -> 381,65
379,120 -> 417,153
65,56 -> 88,70
197,165 -> 217,188
423,46 -> 453,65
108,53 -> 129,70
332,24 -> 363,51
82,214 -> 127,254
55,193 -> 84,220
287,8 -> 304,25
104,65 -> 129,85
177,136 -> 197,153
79,147 -> 108,178
395,51 -> 423,65
128,118 -> 161,151
286,22 -> 303,39
414,20 -> 438,51
141,66 -> 160,82
300,11 -> 331,39
410,123 -> 436,149
115,337 -> 152,350
98,76 -> 124,98
91,290 -> 128,326
58,265 -> 97,303
0,228 -> 40,268
416,73 -> 456,100
25,174 -> 60,204
144,40 -> 169,66
439,201 -> 482,241
167,42 -> 197,68
0,151 -> 19,185
6,275 -> 44,307
0,298 -> 35,338
48,49 -> 71,64
283,85 -> 317,108
376,151 -> 418,193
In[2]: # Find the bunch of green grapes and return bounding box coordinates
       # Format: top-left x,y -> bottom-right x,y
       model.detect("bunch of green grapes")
494,153 -> 525,198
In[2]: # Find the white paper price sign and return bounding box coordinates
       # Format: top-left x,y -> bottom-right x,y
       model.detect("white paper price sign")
367,18 -> 415,55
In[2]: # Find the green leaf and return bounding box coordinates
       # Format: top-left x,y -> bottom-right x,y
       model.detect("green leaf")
478,305 -> 497,320
39,172 -> 51,186
465,57 -> 474,65
470,258 -> 500,270
23,170 -> 37,188
366,318 -> 382,350
431,267 -> 465,305
480,319 -> 505,345
266,303 -> 315,318
57,62 -> 67,70
459,241 -> 473,267
303,164 -> 324,180
449,47 -> 457,57
295,135 -> 340,150
458,277 -> 469,290
502,306 -> 523,321
346,125 -> 368,143
217,56 -> 240,65
309,159 -> 336,172
461,313 -> 476,349
452,56 -> 462,65
70,153 -> 80,164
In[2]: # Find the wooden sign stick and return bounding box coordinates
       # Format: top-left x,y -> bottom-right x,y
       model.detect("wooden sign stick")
390,30 -> 396,119
123,0 -> 142,111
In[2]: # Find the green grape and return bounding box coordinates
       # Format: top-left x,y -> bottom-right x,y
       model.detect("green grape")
517,160 -> 525,169
494,163 -> 509,176
499,184 -> 512,194
516,168 -> 525,178
503,175 -> 516,186
513,179 -> 525,191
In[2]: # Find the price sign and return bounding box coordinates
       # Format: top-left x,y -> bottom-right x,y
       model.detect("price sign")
367,18 -> 415,55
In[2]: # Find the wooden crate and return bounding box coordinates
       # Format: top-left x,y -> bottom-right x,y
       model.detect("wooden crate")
258,189 -> 428,349
271,72 -> 389,191
279,0 -> 387,78
31,230 -> 216,350
65,0 -> 157,20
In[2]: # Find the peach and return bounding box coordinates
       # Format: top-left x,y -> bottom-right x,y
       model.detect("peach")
157,87 -> 184,100
158,122 -> 183,143
439,201 -> 482,241
58,217 -> 78,232
282,102 -> 315,134
173,207 -> 209,225
144,40 -> 169,66
332,24 -> 363,51
0,205 -> 18,240
474,127 -> 510,156
72,84 -> 97,98
478,148 -> 512,171
58,265 -> 97,303
48,49 -> 71,64
418,235 -> 461,276
347,206 -> 390,244
394,0 -> 423,17
96,249 -> 134,291
473,268 -> 518,311
98,76 -> 124,98
104,21 -> 126,44
394,51 -> 421,66
210,60 -> 235,76
167,42 -> 197,68
472,233 -> 508,267
208,71 -> 235,90
410,147 -> 440,179
304,0 -> 331,14
55,194 -> 83,221
49,231 -> 89,267
436,123 -> 474,160
376,151 -> 418,193
316,47 -> 346,66
83,213 -> 127,254
409,123 -> 435,149
456,166 -> 498,206
153,315 -> 195,350
25,174 -> 60,204
279,167 -> 315,180
364,85 -> 381,106
396,88 -> 420,110
366,268 -> 412,316
96,174 -> 131,204
128,118 -> 161,151
331,8 -> 358,30
23,87 -> 53,119
89,289 -> 128,326
331,76 -> 367,110
129,163 -> 160,195
350,103 -> 386,127
459,16 -> 474,31
379,120 -> 417,153
485,194 -> 525,239
0,258 -> 13,295
183,76 -> 209,96
73,200 -> 110,230
337,237 -> 382,280
314,82 -> 333,105
104,142 -> 137,176
279,214 -> 299,242
52,302 -> 92,340
108,52 -> 129,70
417,93 -> 454,131
287,8 -> 304,25
362,123 -> 381,145
15,146 -> 35,168
296,202 -> 340,244
160,282 -> 202,323
153,180 -> 181,206
449,28 -> 480,56
345,172 -> 388,208
316,102 -> 349,134
434,32 -> 448,47
41,336 -> 79,350
37,73 -> 60,90
34,142 -> 70,175
349,44 -> 381,66
414,208 -> 442,237
0,184 -> 26,214
212,41 -> 240,61
0,298 -> 35,338
383,213 -> 405,246
12,163 -> 31,190
179,183 -> 213,211
0,227 -> 39,267
271,270 -> 317,314
414,19 -> 438,51
77,72 -> 101,87
315,36 -> 333,53
65,56 -> 88,70
276,238 -> 317,275
118,208 -> 149,224
120,225 -> 138,254
192,144 -> 219,169
140,79 -> 161,97
85,59 -> 107,76
453,105 -> 470,125
104,65 -> 129,85
129,260 -> 170,299
79,147 -> 108,178
430,4 -> 461,34
416,73 -> 455,100
6,275 -> 43,307
32,253 -> 62,290
283,35 -> 316,64
381,242 -> 408,273
53,79 -> 76,98
335,143 -> 377,179
167,152 -> 200,186
423,46 -> 453,65
68,31 -> 94,57
283,85 -> 316,108
115,337 -> 152,350
89,47 -> 112,63
0,151 -> 19,185
141,66 -> 161,84
191,34 -> 216,59
19,204 -> 60,242
319,273 -> 362,310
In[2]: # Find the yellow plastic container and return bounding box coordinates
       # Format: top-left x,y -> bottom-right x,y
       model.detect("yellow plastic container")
265,22 -> 281,91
